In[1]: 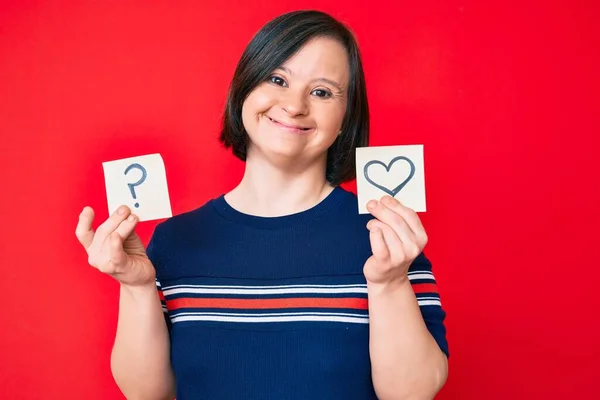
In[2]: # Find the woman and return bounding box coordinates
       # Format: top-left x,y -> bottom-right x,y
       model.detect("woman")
76,10 -> 448,400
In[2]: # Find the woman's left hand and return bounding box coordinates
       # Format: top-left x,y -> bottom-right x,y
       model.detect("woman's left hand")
364,195 -> 428,286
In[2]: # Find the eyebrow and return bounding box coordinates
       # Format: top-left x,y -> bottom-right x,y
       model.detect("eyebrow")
276,66 -> 345,91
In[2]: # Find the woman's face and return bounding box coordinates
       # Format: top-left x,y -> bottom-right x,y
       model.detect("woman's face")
241,36 -> 349,167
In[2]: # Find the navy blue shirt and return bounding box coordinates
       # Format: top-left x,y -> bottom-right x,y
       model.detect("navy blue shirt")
147,186 -> 448,399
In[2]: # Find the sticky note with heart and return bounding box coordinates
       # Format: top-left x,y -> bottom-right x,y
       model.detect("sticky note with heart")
355,145 -> 426,213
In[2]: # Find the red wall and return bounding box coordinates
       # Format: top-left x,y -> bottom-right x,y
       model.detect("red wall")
1,1 -> 598,399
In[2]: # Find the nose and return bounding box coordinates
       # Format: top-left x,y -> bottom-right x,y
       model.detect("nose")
281,89 -> 309,117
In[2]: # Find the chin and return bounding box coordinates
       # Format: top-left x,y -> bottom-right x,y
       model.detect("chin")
246,139 -> 305,164
264,144 -> 305,161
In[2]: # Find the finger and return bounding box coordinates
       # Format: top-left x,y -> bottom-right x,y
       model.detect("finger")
94,205 -> 132,244
114,213 -> 139,242
75,207 -> 95,249
368,219 -> 407,266
368,225 -> 391,264
106,231 -> 128,273
380,196 -> 427,246
367,199 -> 416,244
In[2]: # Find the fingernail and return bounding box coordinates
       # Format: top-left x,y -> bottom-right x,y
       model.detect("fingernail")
117,206 -> 125,215
127,215 -> 135,222
367,200 -> 377,210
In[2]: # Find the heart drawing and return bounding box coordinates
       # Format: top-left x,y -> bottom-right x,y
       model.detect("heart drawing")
363,156 -> 416,197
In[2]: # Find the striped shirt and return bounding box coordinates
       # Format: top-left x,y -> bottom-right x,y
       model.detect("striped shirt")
147,186 -> 448,399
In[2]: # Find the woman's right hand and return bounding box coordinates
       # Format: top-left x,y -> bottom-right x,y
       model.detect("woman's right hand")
76,205 -> 156,287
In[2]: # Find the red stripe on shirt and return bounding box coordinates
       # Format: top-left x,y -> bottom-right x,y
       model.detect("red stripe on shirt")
167,297 -> 369,311
411,283 -> 438,294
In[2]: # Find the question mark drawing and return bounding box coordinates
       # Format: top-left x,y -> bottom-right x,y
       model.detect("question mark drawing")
124,163 -> 147,208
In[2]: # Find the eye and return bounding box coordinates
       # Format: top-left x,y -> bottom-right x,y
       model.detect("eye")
311,88 -> 332,99
268,75 -> 287,87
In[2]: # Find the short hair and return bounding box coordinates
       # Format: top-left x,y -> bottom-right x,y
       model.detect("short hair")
219,10 -> 370,186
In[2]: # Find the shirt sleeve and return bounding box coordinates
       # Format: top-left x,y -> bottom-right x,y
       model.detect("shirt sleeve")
408,252 -> 449,358
155,279 -> 172,333
146,224 -> 172,334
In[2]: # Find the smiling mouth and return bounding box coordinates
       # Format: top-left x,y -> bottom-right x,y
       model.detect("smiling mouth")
267,116 -> 313,132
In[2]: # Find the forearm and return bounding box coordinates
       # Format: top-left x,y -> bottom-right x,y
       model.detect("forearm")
111,283 -> 176,400
368,279 -> 447,400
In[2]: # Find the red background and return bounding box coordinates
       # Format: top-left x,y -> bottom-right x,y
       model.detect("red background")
1,1 -> 598,399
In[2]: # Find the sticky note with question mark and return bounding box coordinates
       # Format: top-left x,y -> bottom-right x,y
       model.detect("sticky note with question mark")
102,153 -> 172,222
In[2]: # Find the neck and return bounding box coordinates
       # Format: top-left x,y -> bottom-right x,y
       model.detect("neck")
225,152 -> 334,217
